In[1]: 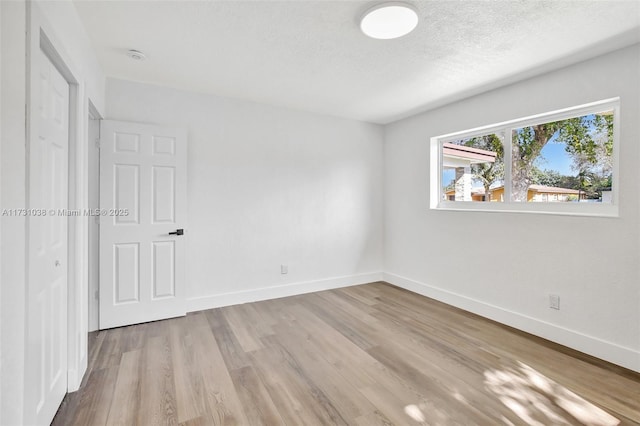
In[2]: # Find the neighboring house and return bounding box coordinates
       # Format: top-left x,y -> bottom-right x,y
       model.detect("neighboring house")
442,143 -> 496,201
447,185 -> 586,202
445,187 -> 487,202
490,185 -> 586,202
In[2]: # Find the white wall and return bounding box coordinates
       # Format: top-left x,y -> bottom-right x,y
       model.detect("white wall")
384,44 -> 640,372
36,1 -> 105,113
0,2 -> 3,421
1,3 -> 28,423
0,1 -> 105,423
106,78 -> 384,317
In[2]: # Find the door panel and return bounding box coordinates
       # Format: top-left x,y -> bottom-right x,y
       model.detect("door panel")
114,243 -> 140,304
152,240 -> 176,299
114,164 -> 140,223
99,120 -> 187,329
26,48 -> 69,426
152,166 -> 175,223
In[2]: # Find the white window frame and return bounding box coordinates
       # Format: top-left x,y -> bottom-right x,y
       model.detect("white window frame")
430,98 -> 620,217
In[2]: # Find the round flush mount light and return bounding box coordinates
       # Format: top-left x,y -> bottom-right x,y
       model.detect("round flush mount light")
360,2 -> 418,39
126,49 -> 146,61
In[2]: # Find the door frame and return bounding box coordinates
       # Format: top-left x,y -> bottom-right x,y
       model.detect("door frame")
87,102 -> 101,332
25,4 -> 94,419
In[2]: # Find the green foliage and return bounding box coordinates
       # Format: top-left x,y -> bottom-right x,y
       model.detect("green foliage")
512,112 -> 613,201
559,115 -> 601,164
530,168 -> 562,187
467,136 -> 504,181
463,134 -> 504,201
513,123 -> 559,163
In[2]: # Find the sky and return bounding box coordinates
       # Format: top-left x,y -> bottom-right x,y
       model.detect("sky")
536,140 -> 573,176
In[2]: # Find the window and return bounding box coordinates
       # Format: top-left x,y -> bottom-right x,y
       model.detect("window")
430,98 -> 619,216
441,133 -> 504,203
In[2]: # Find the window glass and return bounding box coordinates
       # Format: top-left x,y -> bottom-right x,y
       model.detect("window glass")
442,133 -> 504,202
511,111 -> 614,203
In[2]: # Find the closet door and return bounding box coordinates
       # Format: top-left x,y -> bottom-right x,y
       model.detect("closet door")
26,47 -> 69,426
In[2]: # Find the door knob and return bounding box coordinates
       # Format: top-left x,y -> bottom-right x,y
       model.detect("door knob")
55,260 -> 61,267
168,229 -> 184,236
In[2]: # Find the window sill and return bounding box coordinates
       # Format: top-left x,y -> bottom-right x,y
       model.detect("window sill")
433,202 -> 619,218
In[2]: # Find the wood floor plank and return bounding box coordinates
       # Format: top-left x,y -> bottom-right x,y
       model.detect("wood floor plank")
221,305 -> 264,353
169,318 -> 202,424
274,303 -> 381,387
204,309 -> 252,371
105,349 -> 142,425
82,331 -> 107,378
300,292 -> 379,350
237,303 -> 275,337
228,366 -> 283,425
92,327 -> 125,371
137,335 -> 178,426
246,345 -> 324,425
338,284 -> 382,306
357,385 -> 428,426
177,416 -> 208,426
353,409 -> 395,426
121,323 -> 148,353
54,282 -> 640,426
187,312 -> 249,425
249,343 -> 349,425
67,366 -> 118,426
262,332 -> 375,422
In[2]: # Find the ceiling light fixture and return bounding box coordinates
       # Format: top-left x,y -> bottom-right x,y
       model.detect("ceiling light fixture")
126,49 -> 146,61
360,2 -> 418,40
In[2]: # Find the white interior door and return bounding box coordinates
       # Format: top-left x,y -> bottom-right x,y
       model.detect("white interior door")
99,120 -> 187,329
26,48 -> 69,425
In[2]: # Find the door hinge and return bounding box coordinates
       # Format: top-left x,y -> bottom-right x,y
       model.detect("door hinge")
95,138 -> 101,149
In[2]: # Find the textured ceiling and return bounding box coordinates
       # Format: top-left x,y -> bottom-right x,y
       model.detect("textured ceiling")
73,1 -> 640,124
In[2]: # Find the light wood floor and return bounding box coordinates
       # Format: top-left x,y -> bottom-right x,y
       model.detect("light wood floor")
53,282 -> 640,425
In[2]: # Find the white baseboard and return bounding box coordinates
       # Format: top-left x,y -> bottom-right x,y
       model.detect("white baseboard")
384,272 -> 640,373
67,369 -> 80,393
187,271 -> 384,313
67,353 -> 87,392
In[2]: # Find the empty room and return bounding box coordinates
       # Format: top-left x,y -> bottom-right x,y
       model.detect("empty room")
1,0 -> 640,425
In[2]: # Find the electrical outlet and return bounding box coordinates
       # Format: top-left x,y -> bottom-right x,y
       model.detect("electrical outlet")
281,264 -> 288,274
549,294 -> 560,310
